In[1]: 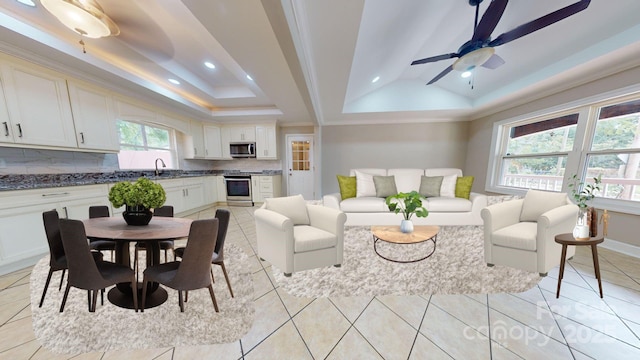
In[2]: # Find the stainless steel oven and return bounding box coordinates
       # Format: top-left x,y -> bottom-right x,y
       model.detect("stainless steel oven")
224,176 -> 253,206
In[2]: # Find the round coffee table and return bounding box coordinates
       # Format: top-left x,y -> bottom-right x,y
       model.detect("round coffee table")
371,225 -> 439,263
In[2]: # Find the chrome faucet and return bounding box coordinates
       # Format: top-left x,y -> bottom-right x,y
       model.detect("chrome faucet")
155,158 -> 166,176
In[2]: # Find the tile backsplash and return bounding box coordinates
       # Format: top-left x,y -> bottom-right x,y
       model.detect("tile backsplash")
0,147 -> 119,175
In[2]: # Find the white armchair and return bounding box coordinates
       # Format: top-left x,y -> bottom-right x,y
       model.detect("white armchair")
481,190 -> 579,276
255,195 -> 347,276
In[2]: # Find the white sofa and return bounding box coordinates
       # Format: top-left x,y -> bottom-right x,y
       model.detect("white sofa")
323,168 -> 487,226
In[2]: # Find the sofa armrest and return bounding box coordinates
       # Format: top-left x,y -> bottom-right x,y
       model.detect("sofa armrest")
481,199 -> 524,232
307,204 -> 347,236
322,193 -> 342,210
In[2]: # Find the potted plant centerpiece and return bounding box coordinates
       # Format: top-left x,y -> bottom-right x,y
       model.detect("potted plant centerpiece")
109,177 -> 166,226
567,174 -> 602,239
385,191 -> 429,233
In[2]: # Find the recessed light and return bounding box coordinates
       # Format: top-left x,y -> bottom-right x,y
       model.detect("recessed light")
204,61 -> 215,69
246,74 -> 253,81
168,78 -> 180,85
461,71 -> 472,78
372,76 -> 380,83
16,0 -> 36,6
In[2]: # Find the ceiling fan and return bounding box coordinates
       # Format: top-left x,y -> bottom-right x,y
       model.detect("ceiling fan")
411,0 -> 591,85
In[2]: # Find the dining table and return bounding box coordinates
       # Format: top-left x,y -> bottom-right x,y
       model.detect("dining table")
83,216 -> 192,309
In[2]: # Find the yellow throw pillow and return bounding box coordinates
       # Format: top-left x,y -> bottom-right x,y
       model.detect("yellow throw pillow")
337,175 -> 357,200
455,176 -> 474,199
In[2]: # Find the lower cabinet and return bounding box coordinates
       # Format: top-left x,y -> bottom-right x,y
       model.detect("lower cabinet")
156,177 -> 205,214
251,175 -> 282,204
0,184 -> 110,274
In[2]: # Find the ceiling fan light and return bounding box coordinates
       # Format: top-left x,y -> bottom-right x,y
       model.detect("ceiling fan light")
41,0 -> 119,39
452,47 -> 495,72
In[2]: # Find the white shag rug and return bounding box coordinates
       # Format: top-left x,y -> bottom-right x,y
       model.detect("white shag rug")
273,226 -> 541,297
30,243 -> 255,355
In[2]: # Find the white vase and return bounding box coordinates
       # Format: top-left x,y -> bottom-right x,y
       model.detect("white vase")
400,219 -> 414,233
572,207 -> 590,239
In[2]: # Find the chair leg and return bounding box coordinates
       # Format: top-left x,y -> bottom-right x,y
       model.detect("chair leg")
178,290 -> 185,312
39,268 -> 54,308
91,290 -> 98,312
87,291 -> 92,312
207,283 -> 219,312
131,276 -> 138,312
164,249 -> 167,263
60,283 -> 71,312
185,291 -> 188,303
141,278 -> 148,312
219,262 -> 234,298
58,269 -> 66,291
210,268 -> 215,283
101,288 -> 104,305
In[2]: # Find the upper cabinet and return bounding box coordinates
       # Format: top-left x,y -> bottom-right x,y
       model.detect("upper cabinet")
256,125 -> 278,159
190,120 -> 205,159
67,81 -> 119,152
203,125 -> 223,159
229,126 -> 256,142
220,127 -> 232,159
0,60 -> 77,148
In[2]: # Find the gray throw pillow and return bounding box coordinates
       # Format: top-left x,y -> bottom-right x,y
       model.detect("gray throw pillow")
419,176 -> 443,197
373,175 -> 398,198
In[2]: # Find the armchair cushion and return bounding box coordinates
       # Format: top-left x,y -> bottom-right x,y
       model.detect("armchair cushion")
520,190 -> 568,222
373,175 -> 397,198
265,194 -> 310,225
491,222 -> 538,251
293,226 -> 337,252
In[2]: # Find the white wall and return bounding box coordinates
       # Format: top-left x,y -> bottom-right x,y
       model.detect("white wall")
321,122 -> 469,195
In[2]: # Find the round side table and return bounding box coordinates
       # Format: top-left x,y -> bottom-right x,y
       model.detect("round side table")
554,233 -> 604,298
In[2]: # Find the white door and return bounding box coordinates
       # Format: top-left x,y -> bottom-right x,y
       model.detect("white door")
286,135 -> 314,199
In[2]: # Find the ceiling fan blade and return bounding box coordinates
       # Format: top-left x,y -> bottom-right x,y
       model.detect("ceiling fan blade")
481,53 -> 505,69
471,0 -> 508,42
411,53 -> 458,66
489,0 -> 591,47
427,65 -> 454,85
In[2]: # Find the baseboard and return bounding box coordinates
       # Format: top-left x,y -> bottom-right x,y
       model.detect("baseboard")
600,237 -> 640,259
0,253 -> 45,276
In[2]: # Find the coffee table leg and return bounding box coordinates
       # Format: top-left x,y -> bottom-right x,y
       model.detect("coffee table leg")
591,244 -> 603,298
556,244 -> 568,298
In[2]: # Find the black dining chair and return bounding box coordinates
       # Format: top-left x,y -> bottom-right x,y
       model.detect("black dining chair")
39,210 -> 104,308
175,209 -> 234,298
88,205 -> 116,261
141,218 -> 219,312
58,218 -> 138,312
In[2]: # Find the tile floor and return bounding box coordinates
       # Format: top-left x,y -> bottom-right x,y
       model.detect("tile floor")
1,206 -> 640,359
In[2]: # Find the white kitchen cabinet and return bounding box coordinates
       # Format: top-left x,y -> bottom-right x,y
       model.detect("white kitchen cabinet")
216,176 -> 227,203
190,120 -> 205,159
156,177 -> 205,214
0,60 -> 77,148
229,126 -> 256,142
0,184 -> 109,274
203,125 -> 223,159
251,175 -> 282,204
204,176 -> 218,205
67,81 -> 119,152
220,127 -> 232,159
0,78 -> 13,144
155,178 -> 185,213
183,177 -> 205,210
256,125 -> 278,159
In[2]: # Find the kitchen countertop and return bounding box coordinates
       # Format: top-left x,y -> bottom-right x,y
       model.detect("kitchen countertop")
0,169 -> 282,191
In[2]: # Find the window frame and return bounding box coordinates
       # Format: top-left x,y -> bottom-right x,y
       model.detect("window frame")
116,119 -> 177,170
486,85 -> 640,215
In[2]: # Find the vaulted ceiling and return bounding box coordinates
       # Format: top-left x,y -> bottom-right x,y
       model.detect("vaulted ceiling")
1,0 -> 640,127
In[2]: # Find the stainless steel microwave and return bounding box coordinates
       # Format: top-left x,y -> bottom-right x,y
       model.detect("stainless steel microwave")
229,142 -> 256,158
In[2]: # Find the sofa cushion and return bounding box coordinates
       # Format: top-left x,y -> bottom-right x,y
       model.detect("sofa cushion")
424,197 -> 472,212
519,189 -> 568,222
293,225 -> 337,253
340,197 -> 387,212
440,174 -> 458,198
355,170 -> 377,197
388,168 -> 424,193
491,222 -> 538,251
419,176 -> 442,197
424,168 -> 463,177
373,175 -> 397,198
337,175 -> 357,200
265,194 -> 310,225
455,176 -> 474,199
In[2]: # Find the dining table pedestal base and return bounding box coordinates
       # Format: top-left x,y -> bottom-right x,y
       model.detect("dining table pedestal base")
107,286 -> 167,309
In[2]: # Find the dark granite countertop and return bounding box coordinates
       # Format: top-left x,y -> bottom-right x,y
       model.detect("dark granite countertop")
0,169 -> 282,191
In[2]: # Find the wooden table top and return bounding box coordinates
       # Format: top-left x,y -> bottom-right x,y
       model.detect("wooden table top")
82,217 -> 192,241
371,225 -> 439,244
554,233 -> 604,246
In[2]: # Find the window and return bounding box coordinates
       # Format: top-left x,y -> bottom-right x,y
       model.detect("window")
488,90 -> 640,214
116,119 -> 176,169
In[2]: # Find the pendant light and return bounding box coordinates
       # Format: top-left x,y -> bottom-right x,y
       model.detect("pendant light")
40,0 -> 119,39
